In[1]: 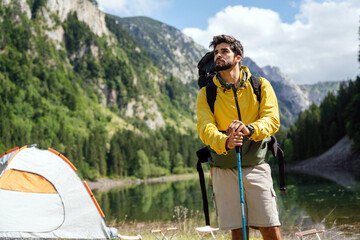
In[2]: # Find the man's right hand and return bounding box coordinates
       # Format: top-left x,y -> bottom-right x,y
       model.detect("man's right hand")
226,134 -> 244,150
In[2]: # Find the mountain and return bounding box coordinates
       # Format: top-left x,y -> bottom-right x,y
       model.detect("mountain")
300,81 -> 342,105
0,0 -> 202,179
113,16 -> 207,84
241,59 -> 310,125
262,65 -> 310,123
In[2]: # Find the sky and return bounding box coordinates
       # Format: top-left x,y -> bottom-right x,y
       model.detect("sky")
97,0 -> 360,85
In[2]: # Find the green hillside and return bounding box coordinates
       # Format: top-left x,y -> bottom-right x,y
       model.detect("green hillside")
0,1 -> 202,180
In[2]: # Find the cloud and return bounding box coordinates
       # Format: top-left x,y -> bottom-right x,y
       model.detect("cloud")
183,0 -> 360,84
97,0 -> 170,17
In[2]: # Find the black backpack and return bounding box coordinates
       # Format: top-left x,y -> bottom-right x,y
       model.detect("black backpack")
196,51 -> 286,226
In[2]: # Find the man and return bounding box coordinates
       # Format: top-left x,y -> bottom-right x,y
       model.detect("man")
196,35 -> 282,240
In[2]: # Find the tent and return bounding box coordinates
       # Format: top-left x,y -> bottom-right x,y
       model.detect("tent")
0,144 -> 116,239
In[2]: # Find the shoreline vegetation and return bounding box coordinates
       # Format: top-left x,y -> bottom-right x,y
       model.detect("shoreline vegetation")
87,173 -> 199,191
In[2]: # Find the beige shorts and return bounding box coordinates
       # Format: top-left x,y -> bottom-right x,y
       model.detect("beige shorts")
211,163 -> 280,230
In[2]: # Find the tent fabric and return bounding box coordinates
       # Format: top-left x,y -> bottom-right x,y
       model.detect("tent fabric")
0,145 -> 111,239
0,169 -> 57,193
0,189 -> 64,232
0,147 -> 19,175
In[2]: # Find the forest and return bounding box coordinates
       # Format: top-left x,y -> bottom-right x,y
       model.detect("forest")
278,77 -> 360,162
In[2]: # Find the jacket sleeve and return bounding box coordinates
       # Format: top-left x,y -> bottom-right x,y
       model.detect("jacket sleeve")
196,87 -> 229,155
248,78 -> 280,142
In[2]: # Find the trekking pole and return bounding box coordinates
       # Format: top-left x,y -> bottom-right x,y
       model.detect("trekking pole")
236,146 -> 247,240
233,84 -> 247,239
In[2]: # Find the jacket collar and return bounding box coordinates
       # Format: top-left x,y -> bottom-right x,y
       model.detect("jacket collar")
215,66 -> 251,90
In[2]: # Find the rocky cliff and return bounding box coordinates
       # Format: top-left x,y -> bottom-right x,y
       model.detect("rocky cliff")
242,58 -> 309,124
4,0 -> 112,46
300,81 -> 342,105
262,65 -> 310,122
45,0 -> 110,36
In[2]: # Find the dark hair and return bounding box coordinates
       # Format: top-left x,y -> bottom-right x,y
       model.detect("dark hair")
209,35 -> 244,59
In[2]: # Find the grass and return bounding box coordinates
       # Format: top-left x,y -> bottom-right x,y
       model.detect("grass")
114,222 -> 263,239
106,206 -> 360,239
109,206 -> 264,239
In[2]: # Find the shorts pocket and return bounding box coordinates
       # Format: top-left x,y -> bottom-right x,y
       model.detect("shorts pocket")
271,187 -> 277,197
270,187 -> 279,215
212,192 -> 218,216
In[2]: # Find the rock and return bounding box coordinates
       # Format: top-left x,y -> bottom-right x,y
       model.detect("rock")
288,136 -> 360,190
262,65 -> 310,118
45,0 -> 110,37
290,136 -> 360,170
3,0 -> 31,19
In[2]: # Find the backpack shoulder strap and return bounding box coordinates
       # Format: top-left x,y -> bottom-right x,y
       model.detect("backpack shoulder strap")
249,75 -> 261,102
206,80 -> 217,114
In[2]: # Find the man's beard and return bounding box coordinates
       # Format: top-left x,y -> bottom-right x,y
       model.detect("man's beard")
214,58 -> 236,71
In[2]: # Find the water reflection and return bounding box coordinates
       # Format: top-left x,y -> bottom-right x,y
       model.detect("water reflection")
276,170 -> 360,237
288,167 -> 360,191
95,171 -> 360,237
95,179 -> 217,223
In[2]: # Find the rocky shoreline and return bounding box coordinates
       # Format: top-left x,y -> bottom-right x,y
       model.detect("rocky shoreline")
286,136 -> 360,190
287,136 -> 360,170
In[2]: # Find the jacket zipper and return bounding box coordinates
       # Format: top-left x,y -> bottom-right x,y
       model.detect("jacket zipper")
232,87 -> 241,121
233,87 -> 245,166
232,86 -> 244,159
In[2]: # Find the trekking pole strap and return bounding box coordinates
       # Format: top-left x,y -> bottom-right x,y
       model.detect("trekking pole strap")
277,148 -> 286,193
269,136 -> 286,193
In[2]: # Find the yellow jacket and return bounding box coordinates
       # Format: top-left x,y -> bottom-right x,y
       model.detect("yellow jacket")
196,66 -> 280,166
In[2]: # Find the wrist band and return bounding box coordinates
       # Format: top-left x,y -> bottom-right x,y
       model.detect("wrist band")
225,138 -> 230,151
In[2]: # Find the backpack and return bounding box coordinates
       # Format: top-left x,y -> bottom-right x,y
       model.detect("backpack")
196,51 -> 286,226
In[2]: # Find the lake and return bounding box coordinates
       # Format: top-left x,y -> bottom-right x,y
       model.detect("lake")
94,169 -> 360,239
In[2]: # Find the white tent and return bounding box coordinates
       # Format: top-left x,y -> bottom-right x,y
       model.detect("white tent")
0,145 -> 115,239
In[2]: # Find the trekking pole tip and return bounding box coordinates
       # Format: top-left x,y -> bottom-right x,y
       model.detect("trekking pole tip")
280,187 -> 287,194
